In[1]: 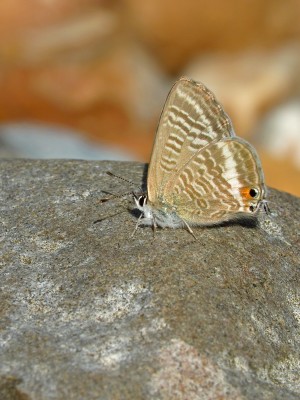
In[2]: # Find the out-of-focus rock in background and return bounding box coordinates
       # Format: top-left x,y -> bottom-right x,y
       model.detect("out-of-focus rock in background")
0,0 -> 300,195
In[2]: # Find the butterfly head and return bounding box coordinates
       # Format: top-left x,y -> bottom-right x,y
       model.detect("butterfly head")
133,192 -> 147,208
133,192 -> 153,219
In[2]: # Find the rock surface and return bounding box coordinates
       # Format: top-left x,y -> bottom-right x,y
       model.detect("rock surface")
0,159 -> 299,400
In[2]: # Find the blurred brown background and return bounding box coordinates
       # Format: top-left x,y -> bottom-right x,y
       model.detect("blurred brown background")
0,0 -> 300,196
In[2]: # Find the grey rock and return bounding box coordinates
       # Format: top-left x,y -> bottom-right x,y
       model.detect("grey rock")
0,159 -> 299,400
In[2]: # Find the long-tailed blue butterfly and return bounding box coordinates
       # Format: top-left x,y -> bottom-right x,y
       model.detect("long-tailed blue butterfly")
132,77 -> 268,238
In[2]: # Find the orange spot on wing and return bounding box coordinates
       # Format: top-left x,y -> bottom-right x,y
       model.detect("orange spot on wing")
239,187 -> 253,200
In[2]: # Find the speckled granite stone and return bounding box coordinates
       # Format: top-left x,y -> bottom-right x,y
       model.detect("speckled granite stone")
0,159 -> 299,400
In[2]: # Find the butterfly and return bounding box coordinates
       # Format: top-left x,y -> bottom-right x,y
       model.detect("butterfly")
132,77 -> 268,238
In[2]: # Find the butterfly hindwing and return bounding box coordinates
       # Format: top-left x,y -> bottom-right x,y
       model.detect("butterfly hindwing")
164,137 -> 266,224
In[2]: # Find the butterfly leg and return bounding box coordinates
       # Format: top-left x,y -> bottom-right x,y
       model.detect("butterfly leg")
262,200 -> 271,215
131,213 -> 143,237
152,216 -> 158,238
182,219 -> 197,240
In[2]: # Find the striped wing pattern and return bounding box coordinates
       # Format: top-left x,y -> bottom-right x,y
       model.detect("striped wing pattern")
165,138 -> 265,224
147,77 -> 266,225
148,77 -> 235,203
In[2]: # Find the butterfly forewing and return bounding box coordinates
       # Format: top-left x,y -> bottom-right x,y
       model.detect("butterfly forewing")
148,77 -> 235,203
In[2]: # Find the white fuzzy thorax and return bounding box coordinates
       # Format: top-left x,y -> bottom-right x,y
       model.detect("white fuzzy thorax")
134,195 -> 184,229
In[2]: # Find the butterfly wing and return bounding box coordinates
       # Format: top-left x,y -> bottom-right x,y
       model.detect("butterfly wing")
147,77 -> 235,203
164,137 -> 266,224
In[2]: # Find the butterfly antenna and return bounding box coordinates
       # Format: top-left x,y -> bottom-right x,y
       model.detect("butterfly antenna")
93,208 -> 128,224
99,190 -> 134,203
106,171 -> 143,192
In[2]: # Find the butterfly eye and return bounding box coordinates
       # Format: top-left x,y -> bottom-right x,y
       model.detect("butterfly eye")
249,188 -> 259,198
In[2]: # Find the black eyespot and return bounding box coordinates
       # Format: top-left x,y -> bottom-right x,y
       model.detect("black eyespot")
249,204 -> 255,212
249,188 -> 259,198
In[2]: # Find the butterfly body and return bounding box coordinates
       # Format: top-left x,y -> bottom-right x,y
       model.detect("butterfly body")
134,194 -> 185,228
134,77 -> 267,233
